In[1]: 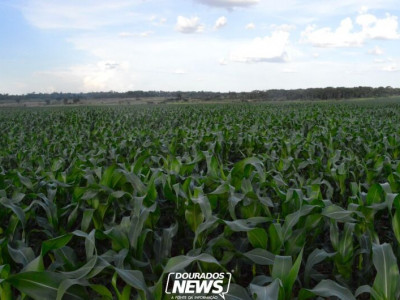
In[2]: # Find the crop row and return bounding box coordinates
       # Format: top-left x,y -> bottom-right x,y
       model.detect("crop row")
0,101 -> 400,299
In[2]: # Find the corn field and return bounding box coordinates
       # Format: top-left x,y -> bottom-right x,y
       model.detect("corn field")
1,100 -> 400,299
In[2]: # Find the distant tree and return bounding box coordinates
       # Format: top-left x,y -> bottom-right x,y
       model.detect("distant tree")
63,98 -> 69,105
45,99 -> 50,105
73,97 -> 80,104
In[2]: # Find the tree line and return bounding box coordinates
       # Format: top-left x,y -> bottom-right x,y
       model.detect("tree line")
1,86 -> 399,103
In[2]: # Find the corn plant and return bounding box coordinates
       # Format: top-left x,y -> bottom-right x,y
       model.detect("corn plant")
0,99 -> 400,299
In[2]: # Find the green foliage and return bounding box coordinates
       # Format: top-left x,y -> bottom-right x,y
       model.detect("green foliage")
1,100 -> 400,298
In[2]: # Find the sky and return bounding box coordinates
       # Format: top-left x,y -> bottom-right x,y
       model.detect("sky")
0,0 -> 400,94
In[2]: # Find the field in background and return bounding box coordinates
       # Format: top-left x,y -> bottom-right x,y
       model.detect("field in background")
1,99 -> 400,299
1,94 -> 400,107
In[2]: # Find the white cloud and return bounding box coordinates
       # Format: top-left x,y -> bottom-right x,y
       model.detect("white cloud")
77,61 -> 132,91
245,23 -> 255,30
271,24 -> 295,32
175,16 -> 204,34
302,12 -> 400,48
219,58 -> 228,65
149,15 -> 167,26
301,18 -> 364,47
257,1 -> 399,19
173,69 -> 187,74
230,30 -> 291,63
60,34 -> 243,91
118,32 -> 132,37
103,61 -> 120,69
359,6 -> 369,14
368,46 -> 384,55
282,68 -> 297,73
7,0 -> 400,94
356,13 -> 400,39
140,31 -> 153,37
118,31 -> 153,37
382,64 -> 400,72
35,60 -> 134,92
214,16 -> 227,30
194,0 -> 259,9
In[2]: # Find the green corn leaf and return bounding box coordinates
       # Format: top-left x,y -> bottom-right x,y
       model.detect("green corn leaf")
243,248 -> 275,265
321,204 -> 355,222
247,228 -> 268,249
0,197 -> 26,227
6,271 -> 87,300
282,205 -> 315,240
81,209 -> 94,232
366,183 -> 385,205
224,217 -> 269,232
250,279 -> 281,300
225,284 -> 252,300
392,210 -> 400,244
194,215 -> 219,246
190,192 -> 212,221
271,255 -> 292,282
0,264 -> 10,281
90,284 -> 113,299
185,205 -> 204,232
163,253 -> 221,274
61,256 -> 97,279
56,278 -> 89,300
304,248 -> 336,285
120,285 -> 132,300
7,243 -> 35,267
23,256 -> 44,272
114,268 -> 151,299
285,248 -> 303,297
371,243 -> 400,300
299,279 -> 356,300
42,234 -> 73,256
17,173 -> 33,190
269,223 -> 283,254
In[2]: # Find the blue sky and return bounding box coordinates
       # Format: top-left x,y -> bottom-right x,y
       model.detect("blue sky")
1,0 -> 399,94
